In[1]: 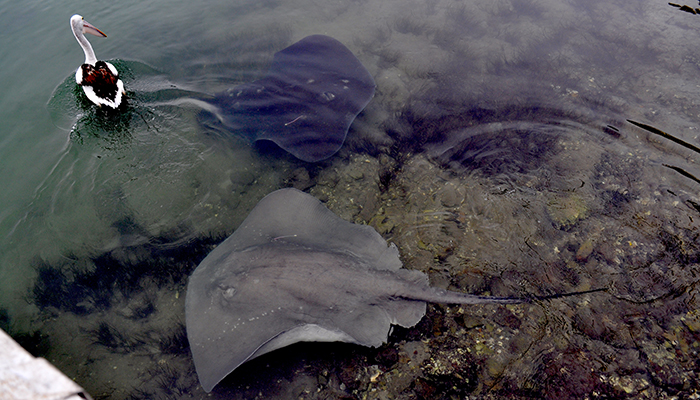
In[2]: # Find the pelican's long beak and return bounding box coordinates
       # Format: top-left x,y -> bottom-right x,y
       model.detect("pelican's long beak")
82,20 -> 107,38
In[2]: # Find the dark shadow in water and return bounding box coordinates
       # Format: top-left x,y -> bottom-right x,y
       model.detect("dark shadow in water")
384,98 -> 617,176
432,122 -> 562,175
209,336 -> 481,400
213,342 -> 371,399
0,308 -> 51,358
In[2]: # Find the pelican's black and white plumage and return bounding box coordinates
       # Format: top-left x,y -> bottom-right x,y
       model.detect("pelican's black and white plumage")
70,14 -> 125,109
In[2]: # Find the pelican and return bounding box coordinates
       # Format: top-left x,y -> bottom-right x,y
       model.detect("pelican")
70,14 -> 125,109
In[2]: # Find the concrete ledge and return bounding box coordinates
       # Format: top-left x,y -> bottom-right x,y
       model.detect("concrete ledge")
0,328 -> 92,400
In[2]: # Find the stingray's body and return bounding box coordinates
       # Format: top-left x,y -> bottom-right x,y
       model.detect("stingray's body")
205,35 -> 376,162
186,188 -> 520,392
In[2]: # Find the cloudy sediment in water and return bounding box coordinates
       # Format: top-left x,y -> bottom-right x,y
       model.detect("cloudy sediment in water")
0,0 -> 699,398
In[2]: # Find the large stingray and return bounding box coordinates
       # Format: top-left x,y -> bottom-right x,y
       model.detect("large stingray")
204,35 -> 376,162
185,188 -> 525,392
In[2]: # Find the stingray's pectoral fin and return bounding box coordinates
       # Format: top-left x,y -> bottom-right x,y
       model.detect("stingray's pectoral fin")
384,299 -> 427,329
339,306 -> 399,347
252,324 -> 359,361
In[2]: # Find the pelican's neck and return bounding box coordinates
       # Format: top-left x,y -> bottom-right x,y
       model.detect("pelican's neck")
73,29 -> 97,65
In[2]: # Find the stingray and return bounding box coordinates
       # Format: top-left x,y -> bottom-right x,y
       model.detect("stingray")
186,188 -> 529,392
203,35 -> 376,162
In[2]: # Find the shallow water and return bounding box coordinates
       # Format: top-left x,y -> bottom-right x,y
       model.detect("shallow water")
1,0 -> 699,399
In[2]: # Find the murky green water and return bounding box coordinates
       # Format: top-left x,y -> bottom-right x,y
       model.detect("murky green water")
1,0 -> 699,398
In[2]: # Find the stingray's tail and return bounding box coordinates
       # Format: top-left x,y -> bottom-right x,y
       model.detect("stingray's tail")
412,288 -> 527,305
527,287 -> 608,302
149,93 -> 218,112
413,287 -> 608,305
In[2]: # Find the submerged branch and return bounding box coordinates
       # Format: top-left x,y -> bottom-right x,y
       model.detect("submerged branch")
627,119 -> 700,155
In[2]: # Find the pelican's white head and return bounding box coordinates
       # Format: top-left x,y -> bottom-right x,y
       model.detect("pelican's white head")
70,14 -> 107,65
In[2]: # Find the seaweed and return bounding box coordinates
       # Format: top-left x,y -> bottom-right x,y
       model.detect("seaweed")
158,321 -> 189,355
0,307 -> 51,357
88,321 -> 143,353
32,261 -> 94,315
148,362 -> 191,397
130,297 -> 156,320
30,232 -> 225,315
0,307 -> 9,332
123,387 -> 154,400
13,331 -> 52,358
